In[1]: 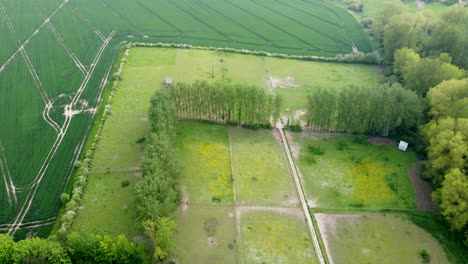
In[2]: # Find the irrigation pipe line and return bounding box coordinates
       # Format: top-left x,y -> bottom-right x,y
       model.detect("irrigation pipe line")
278,127 -> 326,264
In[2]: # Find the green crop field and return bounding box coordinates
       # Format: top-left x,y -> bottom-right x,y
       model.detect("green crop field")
0,0 -> 375,237
315,213 -> 449,264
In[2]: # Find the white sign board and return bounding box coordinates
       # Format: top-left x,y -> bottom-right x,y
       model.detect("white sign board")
398,141 -> 408,152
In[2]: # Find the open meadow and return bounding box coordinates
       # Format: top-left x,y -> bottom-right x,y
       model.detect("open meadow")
290,133 -> 416,209
315,213 -> 449,264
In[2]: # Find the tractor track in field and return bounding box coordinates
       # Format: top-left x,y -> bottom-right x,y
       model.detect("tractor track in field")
134,0 -> 186,37
69,3 -> 106,41
7,30 -> 115,236
0,0 -> 69,74
251,0 -> 351,50
273,0 -> 343,29
0,139 -> 16,205
224,0 -> 321,51
33,0 -> 91,74
302,0 -> 359,53
191,0 -> 277,47
0,0 -> 62,135
99,0 -> 145,36
167,0 -> 233,43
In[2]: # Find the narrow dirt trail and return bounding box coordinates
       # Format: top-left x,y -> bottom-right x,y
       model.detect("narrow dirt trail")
278,128 -> 326,264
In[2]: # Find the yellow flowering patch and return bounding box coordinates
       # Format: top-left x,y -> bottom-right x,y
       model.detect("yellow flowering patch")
349,159 -> 394,206
183,140 -> 233,204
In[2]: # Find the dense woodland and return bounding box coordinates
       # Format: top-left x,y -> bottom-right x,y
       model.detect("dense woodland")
370,3 -> 468,243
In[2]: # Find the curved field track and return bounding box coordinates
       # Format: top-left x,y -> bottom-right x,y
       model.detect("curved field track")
0,0 -> 373,238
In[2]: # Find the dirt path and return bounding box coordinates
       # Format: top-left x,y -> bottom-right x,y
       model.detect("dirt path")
408,161 -> 438,212
278,127 -> 326,264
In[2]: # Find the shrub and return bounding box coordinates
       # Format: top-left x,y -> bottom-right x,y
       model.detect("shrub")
420,249 -> 431,264
121,180 -> 130,188
308,146 -> 325,155
288,125 -> 302,132
60,193 -> 70,204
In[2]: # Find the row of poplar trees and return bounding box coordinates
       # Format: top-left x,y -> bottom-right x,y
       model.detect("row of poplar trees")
307,84 -> 422,135
170,81 -> 281,127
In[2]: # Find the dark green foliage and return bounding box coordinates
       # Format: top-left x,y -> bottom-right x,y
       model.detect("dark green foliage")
121,180 -> 130,188
171,81 -> 278,127
0,233 -> 148,264
136,137 -> 146,144
420,249 -> 431,264
135,89 -> 180,260
308,146 -> 325,156
65,232 -> 148,264
287,125 -> 302,132
307,84 -> 423,135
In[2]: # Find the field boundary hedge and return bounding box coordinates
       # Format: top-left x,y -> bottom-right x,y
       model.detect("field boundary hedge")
129,42 -> 381,65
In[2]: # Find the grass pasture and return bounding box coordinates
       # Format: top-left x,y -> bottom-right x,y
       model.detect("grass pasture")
229,127 -> 298,207
291,133 -> 416,209
72,172 -> 140,238
177,122 -> 233,205
315,213 -> 449,264
240,209 -> 316,264
175,205 -> 237,264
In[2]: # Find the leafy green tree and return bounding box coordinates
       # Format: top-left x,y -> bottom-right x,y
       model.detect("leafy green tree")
428,79 -> 468,118
143,218 -> 177,260
394,50 -> 464,95
383,15 -> 418,63
0,234 -> 14,263
425,5 -> 468,68
433,168 -> 468,243
66,232 -> 148,264
11,237 -> 71,264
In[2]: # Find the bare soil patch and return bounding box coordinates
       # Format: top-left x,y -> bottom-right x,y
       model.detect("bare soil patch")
179,186 -> 189,213
237,206 -> 303,220
269,75 -> 302,89
367,136 -> 395,145
207,237 -> 217,247
408,161 -> 438,212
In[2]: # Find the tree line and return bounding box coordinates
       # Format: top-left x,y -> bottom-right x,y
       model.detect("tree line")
170,81 -> 280,129
423,78 -> 468,243
306,84 -> 422,135
369,3 -> 468,244
0,232 -> 148,263
135,89 -> 180,261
